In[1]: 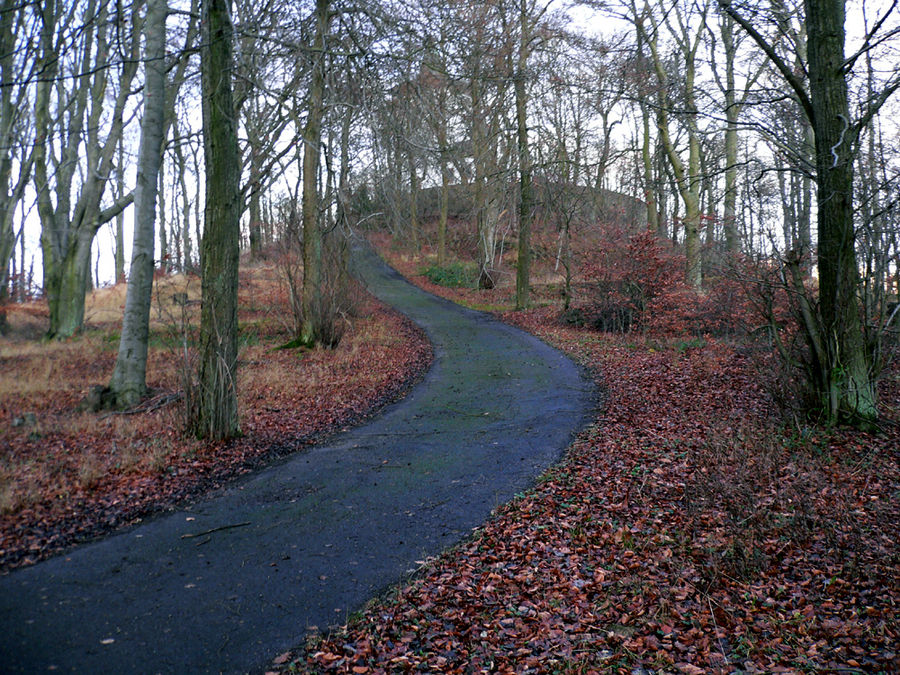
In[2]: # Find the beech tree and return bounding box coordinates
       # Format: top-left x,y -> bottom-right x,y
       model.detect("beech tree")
108,0 -> 168,408
233,0 -> 306,258
634,0 -> 709,288
34,0 -> 139,338
468,4 -> 514,290
513,0 -> 554,310
299,0 -> 332,347
706,7 -> 764,253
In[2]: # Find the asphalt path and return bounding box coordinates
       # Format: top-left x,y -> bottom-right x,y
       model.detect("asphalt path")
0,242 -> 595,674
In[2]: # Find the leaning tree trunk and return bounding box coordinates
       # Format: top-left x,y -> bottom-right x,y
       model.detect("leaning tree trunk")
806,0 -> 877,423
644,15 -> 703,288
109,0 -> 167,409
192,0 -> 241,440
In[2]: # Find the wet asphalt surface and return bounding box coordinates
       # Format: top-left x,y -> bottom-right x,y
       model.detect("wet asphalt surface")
0,242 -> 595,674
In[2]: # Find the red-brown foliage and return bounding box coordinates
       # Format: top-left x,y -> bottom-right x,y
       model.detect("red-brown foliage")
282,237 -> 899,674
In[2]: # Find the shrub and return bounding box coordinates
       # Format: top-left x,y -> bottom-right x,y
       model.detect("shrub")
576,230 -> 684,333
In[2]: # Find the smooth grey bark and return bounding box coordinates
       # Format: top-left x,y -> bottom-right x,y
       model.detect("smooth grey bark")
718,12 -> 740,252
158,163 -> 168,271
514,0 -> 546,311
173,124 -> 194,270
336,98 -> 353,230
636,0 -> 706,287
109,0 -> 168,409
115,144 -> 126,282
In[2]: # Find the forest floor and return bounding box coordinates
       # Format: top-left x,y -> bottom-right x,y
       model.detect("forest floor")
0,258 -> 432,571
273,234 -> 900,674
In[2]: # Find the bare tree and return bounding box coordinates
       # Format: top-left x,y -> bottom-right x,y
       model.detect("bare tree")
0,0 -> 38,332
192,0 -> 241,439
107,0 -> 168,409
514,0 -> 554,309
635,0 -> 710,288
722,0 -> 900,424
299,0 -> 332,347
34,0 -> 139,338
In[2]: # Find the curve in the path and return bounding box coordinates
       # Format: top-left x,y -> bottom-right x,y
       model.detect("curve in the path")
0,243 -> 595,674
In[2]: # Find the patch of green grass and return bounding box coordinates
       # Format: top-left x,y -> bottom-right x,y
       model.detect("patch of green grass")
100,331 -> 120,351
274,335 -> 312,351
239,322 -> 261,348
673,337 -> 706,353
421,262 -> 476,288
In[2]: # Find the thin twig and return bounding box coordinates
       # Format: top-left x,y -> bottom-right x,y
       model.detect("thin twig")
180,521 -> 251,539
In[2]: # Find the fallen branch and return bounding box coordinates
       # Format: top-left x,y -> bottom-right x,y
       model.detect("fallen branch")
99,392 -> 183,419
180,521 -> 251,539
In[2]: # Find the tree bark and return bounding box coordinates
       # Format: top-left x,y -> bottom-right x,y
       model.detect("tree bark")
806,0 -> 877,422
722,0 -> 884,424
109,0 -> 167,409
514,0 -> 532,310
300,0 -> 330,346
720,12 -> 740,253
35,0 -> 139,338
193,0 -> 241,439
0,0 -> 35,316
641,4 -> 704,287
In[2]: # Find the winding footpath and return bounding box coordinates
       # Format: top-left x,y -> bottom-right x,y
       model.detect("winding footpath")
0,243 -> 595,674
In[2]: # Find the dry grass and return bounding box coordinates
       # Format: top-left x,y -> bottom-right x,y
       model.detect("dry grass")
82,273 -> 202,328
0,259 -> 432,569
0,268 -> 271,527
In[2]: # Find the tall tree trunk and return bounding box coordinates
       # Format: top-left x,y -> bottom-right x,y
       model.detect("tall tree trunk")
640,100 -> 659,235
806,0 -> 876,423
639,6 -> 703,286
720,12 -> 740,253
193,0 -> 241,439
439,155 -> 450,266
174,123 -> 194,270
514,0 -> 532,310
472,78 -> 498,290
158,161 -> 168,272
109,0 -> 167,409
115,212 -> 126,282
115,141 -> 126,282
0,0 -> 34,315
300,0 -> 330,346
800,120 -> 814,257
336,101 -> 352,229
408,149 -> 419,252
247,138 -> 263,257
434,96 -> 450,266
